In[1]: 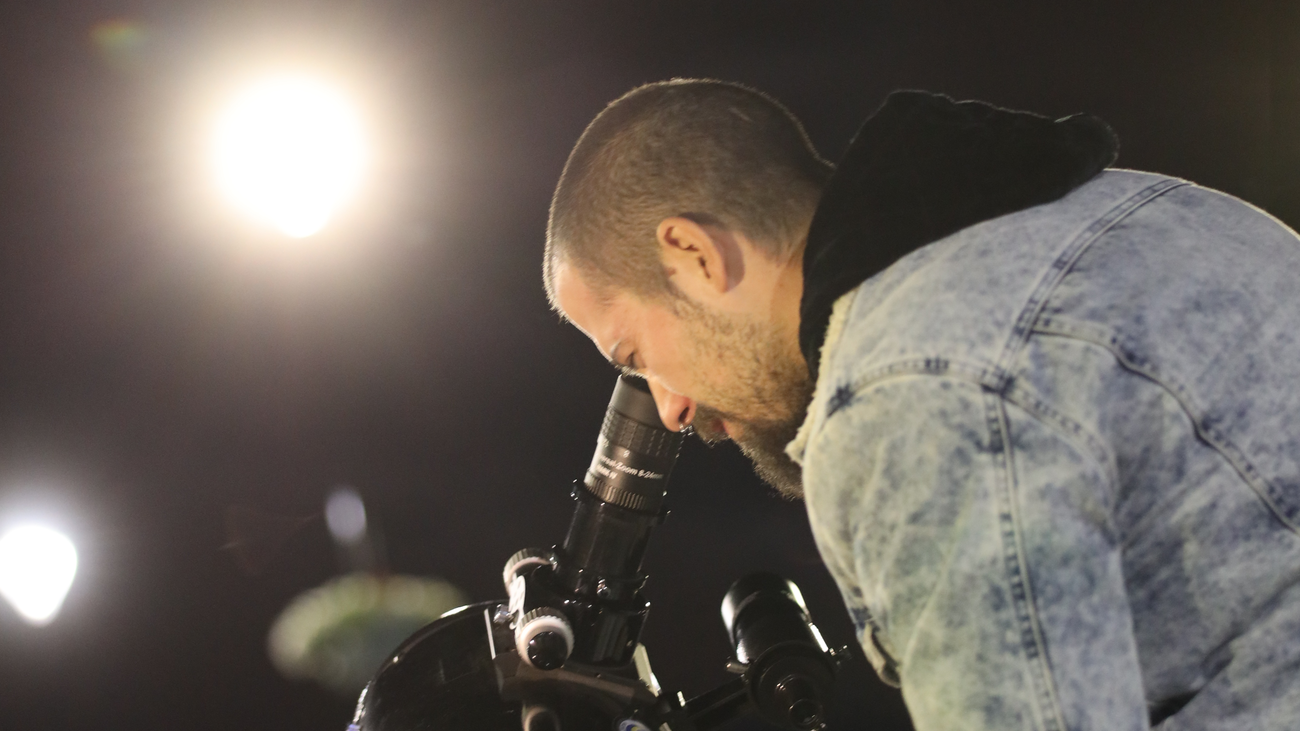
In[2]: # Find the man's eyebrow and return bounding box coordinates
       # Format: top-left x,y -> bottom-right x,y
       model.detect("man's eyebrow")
605,341 -> 637,375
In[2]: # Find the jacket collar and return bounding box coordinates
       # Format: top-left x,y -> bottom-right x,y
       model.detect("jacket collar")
798,90 -> 1119,382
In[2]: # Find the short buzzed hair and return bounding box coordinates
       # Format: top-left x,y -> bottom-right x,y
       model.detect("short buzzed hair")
544,79 -> 832,306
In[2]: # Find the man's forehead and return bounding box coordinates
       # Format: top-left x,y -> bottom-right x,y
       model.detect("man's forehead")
552,262 -> 621,355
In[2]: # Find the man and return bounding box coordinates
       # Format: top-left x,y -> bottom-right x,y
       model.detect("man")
543,79 -> 1300,730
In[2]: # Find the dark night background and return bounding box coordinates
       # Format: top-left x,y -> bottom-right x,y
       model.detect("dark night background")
1,2 -> 1298,729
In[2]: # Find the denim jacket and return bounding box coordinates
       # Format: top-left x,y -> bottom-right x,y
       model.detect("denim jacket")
787,170 -> 1300,730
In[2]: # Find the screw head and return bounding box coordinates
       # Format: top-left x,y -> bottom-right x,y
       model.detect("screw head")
492,603 -> 512,626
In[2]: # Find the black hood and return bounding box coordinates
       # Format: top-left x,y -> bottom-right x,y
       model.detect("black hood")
799,90 -> 1119,382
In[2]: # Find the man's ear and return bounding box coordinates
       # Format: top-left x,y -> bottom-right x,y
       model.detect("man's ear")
655,216 -> 745,299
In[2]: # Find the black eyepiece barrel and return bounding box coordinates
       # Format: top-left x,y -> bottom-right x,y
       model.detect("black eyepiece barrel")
557,376 -> 683,602
581,376 -> 682,514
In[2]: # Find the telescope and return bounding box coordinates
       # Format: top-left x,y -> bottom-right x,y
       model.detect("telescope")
348,376 -> 851,731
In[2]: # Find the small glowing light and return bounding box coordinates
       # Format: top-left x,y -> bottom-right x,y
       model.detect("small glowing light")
212,75 -> 366,238
325,487 -> 367,545
0,525 -> 78,626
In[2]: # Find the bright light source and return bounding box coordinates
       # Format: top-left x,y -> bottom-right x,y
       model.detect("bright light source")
0,525 -> 78,626
212,75 -> 366,238
325,487 -> 367,545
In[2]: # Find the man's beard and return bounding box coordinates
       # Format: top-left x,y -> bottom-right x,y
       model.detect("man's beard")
694,406 -> 809,499
673,299 -> 814,500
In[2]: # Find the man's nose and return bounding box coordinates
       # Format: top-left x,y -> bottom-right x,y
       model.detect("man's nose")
645,379 -> 696,432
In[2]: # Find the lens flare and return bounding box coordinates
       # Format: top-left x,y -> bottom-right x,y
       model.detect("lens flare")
212,75 -> 366,238
0,525 -> 78,626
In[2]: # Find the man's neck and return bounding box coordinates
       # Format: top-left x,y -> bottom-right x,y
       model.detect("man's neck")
769,236 -> 808,368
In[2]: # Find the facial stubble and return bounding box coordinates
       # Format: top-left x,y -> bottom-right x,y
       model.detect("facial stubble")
674,299 -> 814,500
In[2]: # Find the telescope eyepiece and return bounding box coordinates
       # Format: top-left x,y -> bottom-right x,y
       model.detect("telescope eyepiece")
556,375 -> 683,607
581,376 -> 682,515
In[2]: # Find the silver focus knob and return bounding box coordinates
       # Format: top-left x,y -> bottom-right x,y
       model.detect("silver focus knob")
515,607 -> 573,671
502,547 -> 556,591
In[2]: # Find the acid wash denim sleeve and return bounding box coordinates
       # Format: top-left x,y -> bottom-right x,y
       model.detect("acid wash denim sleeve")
787,170 -> 1300,730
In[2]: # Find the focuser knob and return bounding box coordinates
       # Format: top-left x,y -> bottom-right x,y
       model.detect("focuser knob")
502,547 -> 556,590
515,607 -> 574,671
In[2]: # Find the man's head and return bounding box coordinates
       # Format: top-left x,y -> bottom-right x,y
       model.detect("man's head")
545,79 -> 831,498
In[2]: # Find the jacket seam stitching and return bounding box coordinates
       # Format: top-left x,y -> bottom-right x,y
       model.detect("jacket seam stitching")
826,358 -> 994,416
1032,315 -> 1300,536
832,362 -> 1117,493
815,371 -> 1092,725
985,390 -> 1067,731
990,178 -> 1189,391
827,364 -> 1121,525
1000,379 -> 1120,502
